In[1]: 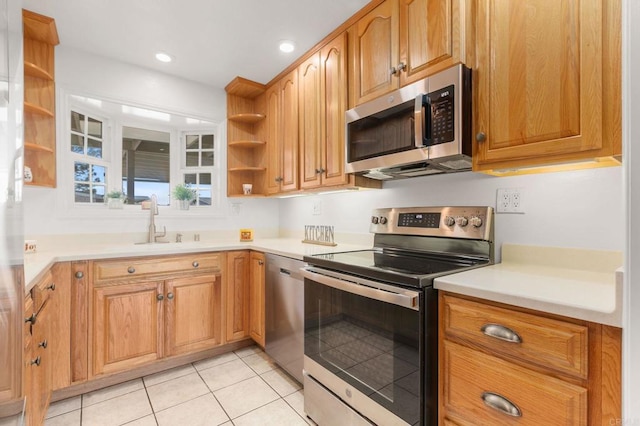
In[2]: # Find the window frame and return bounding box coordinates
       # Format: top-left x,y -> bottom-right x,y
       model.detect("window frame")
180,130 -> 220,208
58,90 -> 224,217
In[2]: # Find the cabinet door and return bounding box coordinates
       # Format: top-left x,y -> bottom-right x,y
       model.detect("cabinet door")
474,0 -> 616,171
225,251 -> 250,342
91,281 -> 163,376
399,0 -> 469,86
29,301 -> 52,426
249,252 -> 265,347
349,0 -> 399,107
50,262 -> 71,390
0,280 -> 20,403
279,69 -> 299,192
265,85 -> 281,195
320,31 -> 350,187
165,274 -> 222,356
299,53 -> 322,189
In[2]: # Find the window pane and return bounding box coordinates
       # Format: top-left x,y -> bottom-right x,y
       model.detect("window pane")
186,152 -> 199,167
200,173 -> 211,185
71,134 -> 84,154
75,184 -> 91,202
202,152 -> 214,167
74,162 -> 90,182
198,190 -> 211,206
71,111 -> 85,133
122,127 -> 171,206
93,185 -> 105,203
92,165 -> 106,183
186,135 -> 199,150
202,134 -> 214,149
87,138 -> 103,158
88,116 -> 102,138
184,174 -> 197,185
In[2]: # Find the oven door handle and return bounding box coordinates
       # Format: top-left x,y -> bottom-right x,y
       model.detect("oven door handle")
302,267 -> 420,311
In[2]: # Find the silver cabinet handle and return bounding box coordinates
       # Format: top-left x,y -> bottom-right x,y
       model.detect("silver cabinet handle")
481,392 -> 522,417
38,340 -> 48,349
396,62 -> 406,72
156,294 -> 164,301
127,267 -> 136,274
258,260 -> 264,266
167,292 -> 174,300
25,313 -> 37,324
192,261 -> 199,268
390,66 -> 397,75
31,356 -> 41,367
476,132 -> 487,142
75,271 -> 84,279
46,282 -> 55,291
481,323 -> 522,343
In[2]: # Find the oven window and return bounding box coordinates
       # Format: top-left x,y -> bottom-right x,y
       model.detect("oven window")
304,279 -> 422,425
347,99 -> 416,163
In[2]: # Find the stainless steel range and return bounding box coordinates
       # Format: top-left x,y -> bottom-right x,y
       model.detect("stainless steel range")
302,206 -> 494,425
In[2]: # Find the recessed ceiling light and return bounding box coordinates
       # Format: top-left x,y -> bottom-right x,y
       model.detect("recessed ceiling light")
279,40 -> 295,53
155,52 -> 173,63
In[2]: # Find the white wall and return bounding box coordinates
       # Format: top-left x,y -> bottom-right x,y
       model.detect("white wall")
279,167 -> 625,259
23,47 -> 280,238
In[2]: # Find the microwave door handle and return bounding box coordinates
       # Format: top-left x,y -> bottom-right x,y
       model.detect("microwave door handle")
301,267 -> 420,310
414,95 -> 424,147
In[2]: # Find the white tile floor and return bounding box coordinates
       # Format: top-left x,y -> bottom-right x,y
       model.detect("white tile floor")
45,346 -> 311,426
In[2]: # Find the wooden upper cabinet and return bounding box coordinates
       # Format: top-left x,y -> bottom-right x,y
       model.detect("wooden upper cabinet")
279,69 -> 299,192
473,0 -> 622,172
299,53 -> 322,189
349,0 -> 399,106
265,85 -> 281,195
349,0 -> 470,107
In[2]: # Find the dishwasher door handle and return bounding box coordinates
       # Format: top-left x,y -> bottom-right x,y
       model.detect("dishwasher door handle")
302,267 -> 420,311
280,268 -> 291,276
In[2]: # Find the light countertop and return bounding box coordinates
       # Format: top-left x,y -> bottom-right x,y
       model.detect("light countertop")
23,237 -> 369,293
434,244 -> 623,327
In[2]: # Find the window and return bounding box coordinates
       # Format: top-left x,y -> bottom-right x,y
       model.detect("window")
70,110 -> 108,203
181,132 -> 216,207
65,93 -> 220,212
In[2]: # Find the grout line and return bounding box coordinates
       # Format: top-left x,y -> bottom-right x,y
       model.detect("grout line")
141,374 -> 159,426
81,379 -> 145,409
193,361 -> 233,423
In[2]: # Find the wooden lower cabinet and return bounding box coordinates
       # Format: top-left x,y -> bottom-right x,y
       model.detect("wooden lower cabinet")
165,274 -> 222,356
225,251 -> 250,342
249,251 -> 265,347
440,293 -> 622,425
91,281 -> 164,376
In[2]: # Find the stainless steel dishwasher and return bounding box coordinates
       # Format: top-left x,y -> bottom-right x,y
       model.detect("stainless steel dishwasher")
265,253 -> 304,383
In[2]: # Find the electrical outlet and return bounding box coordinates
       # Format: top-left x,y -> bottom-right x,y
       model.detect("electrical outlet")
313,200 -> 322,215
230,202 -> 241,216
496,188 -> 524,214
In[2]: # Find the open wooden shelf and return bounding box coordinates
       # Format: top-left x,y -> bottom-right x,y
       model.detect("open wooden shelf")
228,167 -> 267,173
228,140 -> 266,148
24,142 -> 54,153
228,113 -> 266,123
24,101 -> 54,117
24,61 -> 54,80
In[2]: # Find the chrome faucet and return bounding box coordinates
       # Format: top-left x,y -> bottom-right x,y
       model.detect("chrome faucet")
147,194 -> 166,243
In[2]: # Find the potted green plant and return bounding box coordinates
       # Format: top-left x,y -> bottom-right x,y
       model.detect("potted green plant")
172,183 -> 196,210
105,190 -> 126,209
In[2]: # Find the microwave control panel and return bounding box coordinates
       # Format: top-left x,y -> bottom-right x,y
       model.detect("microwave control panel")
428,84 -> 455,145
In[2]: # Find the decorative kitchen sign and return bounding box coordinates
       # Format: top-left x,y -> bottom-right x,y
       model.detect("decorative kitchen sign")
239,228 -> 254,242
302,225 -> 337,246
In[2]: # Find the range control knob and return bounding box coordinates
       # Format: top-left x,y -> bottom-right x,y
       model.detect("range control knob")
456,216 -> 469,227
371,216 -> 379,225
379,216 -> 388,225
444,216 -> 455,227
469,216 -> 483,228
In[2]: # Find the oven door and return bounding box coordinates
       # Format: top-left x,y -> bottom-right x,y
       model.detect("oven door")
302,266 -> 424,426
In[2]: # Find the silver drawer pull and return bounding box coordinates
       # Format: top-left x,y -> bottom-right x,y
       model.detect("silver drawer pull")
75,271 -> 84,279
127,267 -> 136,274
192,261 -> 199,268
481,323 -> 522,343
31,356 -> 41,367
38,340 -> 48,349
481,392 -> 522,417
46,282 -> 56,291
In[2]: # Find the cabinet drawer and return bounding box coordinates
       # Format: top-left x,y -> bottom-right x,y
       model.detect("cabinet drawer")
442,341 -> 587,426
441,294 -> 588,379
93,253 -> 222,283
31,269 -> 55,313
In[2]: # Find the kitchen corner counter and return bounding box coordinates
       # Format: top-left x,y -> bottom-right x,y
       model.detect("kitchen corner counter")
23,238 -> 370,294
434,244 -> 623,327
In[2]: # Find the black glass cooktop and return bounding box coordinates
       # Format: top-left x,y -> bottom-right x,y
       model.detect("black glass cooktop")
304,249 -> 487,288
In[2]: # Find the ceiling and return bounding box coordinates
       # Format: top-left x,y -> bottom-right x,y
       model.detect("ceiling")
22,0 -> 371,90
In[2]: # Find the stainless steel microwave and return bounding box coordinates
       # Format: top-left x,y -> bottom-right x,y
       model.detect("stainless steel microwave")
345,64 -> 472,180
